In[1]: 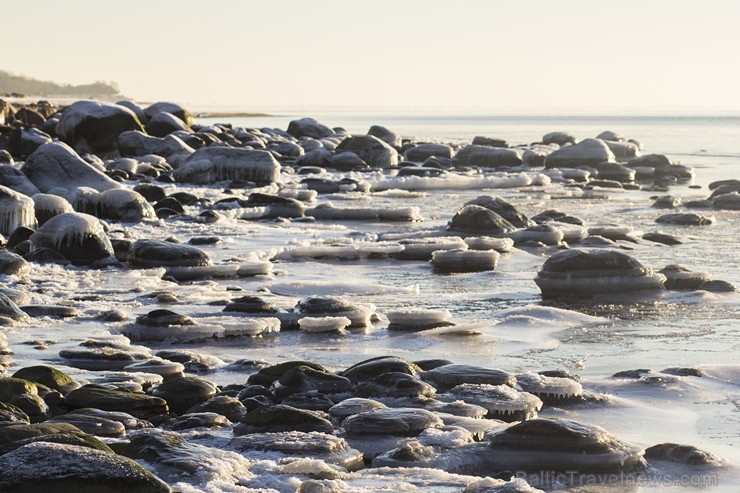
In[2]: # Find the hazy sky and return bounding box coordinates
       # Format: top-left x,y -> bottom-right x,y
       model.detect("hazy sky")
5,0 -> 740,112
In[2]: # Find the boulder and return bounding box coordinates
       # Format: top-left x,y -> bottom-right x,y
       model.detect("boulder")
287,118 -> 333,139
544,138 -> 615,168
173,147 -> 280,184
143,101 -> 193,127
128,239 -> 211,267
6,127 -> 53,158
367,125 -> 401,147
145,112 -> 192,138
542,131 -> 577,146
454,145 -> 522,168
0,441 -> 172,492
0,166 -> 39,196
23,142 -> 121,192
55,100 -> 144,154
335,135 -> 398,167
404,143 -> 455,162
28,212 -> 114,265
0,185 -> 36,236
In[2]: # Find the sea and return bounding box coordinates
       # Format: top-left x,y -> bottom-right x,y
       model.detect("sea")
4,108 -> 740,492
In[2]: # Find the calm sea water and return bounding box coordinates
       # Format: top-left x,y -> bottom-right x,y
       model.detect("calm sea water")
6,110 -> 740,491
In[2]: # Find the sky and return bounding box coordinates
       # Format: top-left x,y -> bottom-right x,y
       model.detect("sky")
5,0 -> 740,113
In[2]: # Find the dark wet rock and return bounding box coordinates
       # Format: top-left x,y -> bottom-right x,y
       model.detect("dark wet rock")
335,134 -> 399,168
645,443 -> 724,467
0,441 -> 172,492
542,131 -> 577,146
69,408 -> 153,432
327,151 -> 367,171
641,231 -> 682,245
128,239 -> 211,267
248,361 -> 328,387
7,393 -> 49,423
231,430 -> 364,471
294,295 -> 374,327
626,153 -> 671,172
343,407 -> 443,436
28,212 -> 114,265
404,143 -> 455,162
6,127 -> 54,159
144,101 -> 193,127
287,118 -> 333,139
153,196 -> 185,214
483,418 -> 645,473
244,192 -> 306,218
698,280 -> 736,292
173,147 -> 281,184
396,165 -> 447,177
133,183 -> 167,203
328,397 -> 387,424
448,205 -> 516,235
187,236 -> 221,246
151,376 -> 218,415
167,412 -> 230,430
454,145 -> 522,168
661,367 -> 704,378
0,164 -> 40,196
234,404 -> 334,434
659,264 -> 711,290
472,136 -> 509,147
655,212 -> 714,226
592,162 -> 635,182
280,392 -> 336,412
11,365 -> 79,394
145,112 -> 191,138
0,250 -> 30,276
464,196 -> 533,228
545,138 -> 615,168
713,191 -> 740,210
356,372 -> 437,399
441,383 -> 541,422
13,107 -> 45,125
64,385 -> 168,419
534,249 -> 666,298
0,377 -> 38,403
24,142 -> 123,193
612,369 -> 651,379
271,365 -> 352,399
413,359 -> 456,371
421,364 -> 516,391
20,305 -> 79,318
223,295 -> 279,314
46,412 -> 126,437
531,209 -> 584,226
55,100 -> 144,154
187,395 -> 247,422
340,356 -> 421,383
6,225 -> 35,252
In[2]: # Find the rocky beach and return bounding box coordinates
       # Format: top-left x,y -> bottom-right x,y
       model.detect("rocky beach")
0,98 -> 737,492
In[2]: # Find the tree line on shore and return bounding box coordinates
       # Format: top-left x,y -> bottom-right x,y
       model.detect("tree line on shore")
0,69 -> 121,98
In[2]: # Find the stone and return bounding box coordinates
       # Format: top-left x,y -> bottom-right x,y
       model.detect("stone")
454,145 -> 522,168
335,135 -> 399,167
55,100 -> 145,154
287,118 -> 333,139
0,165 -> 40,196
544,138 -> 615,168
145,112 -> 192,137
0,441 -> 172,492
23,142 -> 122,192
173,147 -> 281,184
29,212 -> 114,265
64,385 -> 168,419
233,404 -> 334,434
144,101 -> 193,127
128,239 -> 210,267
151,376 -> 218,415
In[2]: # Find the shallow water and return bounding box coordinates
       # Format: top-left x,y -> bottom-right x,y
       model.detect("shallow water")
3,111 -> 740,492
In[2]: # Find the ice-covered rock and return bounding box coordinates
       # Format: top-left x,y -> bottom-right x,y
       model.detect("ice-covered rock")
28,212 -> 114,265
173,147 -> 280,184
23,142 -> 121,192
0,185 -> 36,236
544,138 -> 615,168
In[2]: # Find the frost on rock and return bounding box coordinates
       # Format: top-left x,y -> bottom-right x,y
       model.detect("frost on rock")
0,184 -> 36,235
32,193 -> 74,226
431,248 -> 500,273
28,212 -> 114,265
173,147 -> 281,184
298,316 -> 352,333
22,142 -> 122,192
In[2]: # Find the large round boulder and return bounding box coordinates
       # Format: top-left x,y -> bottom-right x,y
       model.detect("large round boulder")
173,147 -> 280,184
28,212 -> 114,265
55,100 -> 144,154
23,142 -> 122,193
544,138 -> 615,168
534,249 -> 666,298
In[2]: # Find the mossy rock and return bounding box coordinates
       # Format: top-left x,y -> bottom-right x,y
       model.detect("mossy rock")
12,366 -> 79,394
0,441 -> 172,492
0,402 -> 30,423
0,422 -> 81,449
64,385 -> 168,418
0,430 -> 113,455
0,377 -> 38,403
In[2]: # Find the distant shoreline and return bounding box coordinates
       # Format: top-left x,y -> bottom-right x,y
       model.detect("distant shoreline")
194,111 -> 273,118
